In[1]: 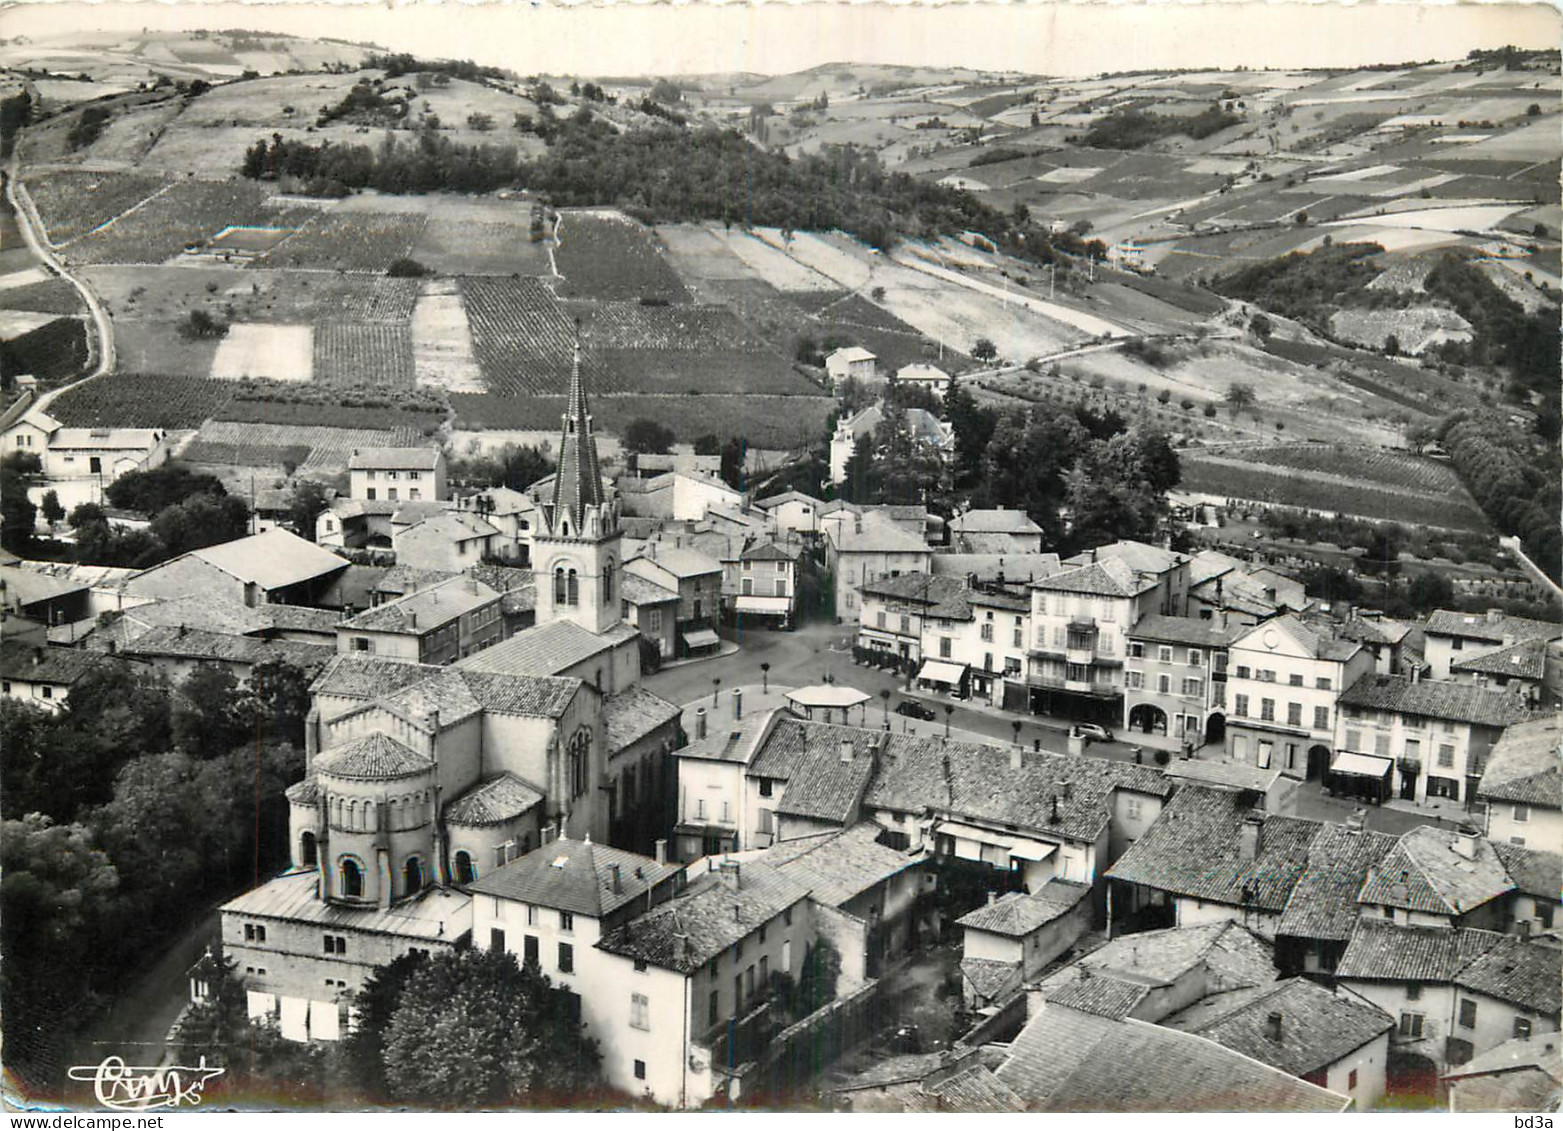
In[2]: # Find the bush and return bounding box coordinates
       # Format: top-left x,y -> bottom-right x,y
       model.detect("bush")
1203,403 -> 1218,418
386,258 -> 430,278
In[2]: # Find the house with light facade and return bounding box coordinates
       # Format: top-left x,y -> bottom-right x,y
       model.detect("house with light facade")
624,544 -> 723,656
391,510 -> 500,571
856,572 -> 971,677
1333,672 -> 1532,809
1123,614 -> 1245,750
1224,615 -> 1373,785
826,346 -> 878,387
1477,715 -> 1563,849
753,490 -> 827,541
334,574 -> 503,664
947,508 -> 1044,554
347,446 -> 447,503
1422,609 -> 1562,687
826,511 -> 933,622
454,486 -> 535,565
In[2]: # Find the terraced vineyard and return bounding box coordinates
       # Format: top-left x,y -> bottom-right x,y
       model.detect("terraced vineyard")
313,322 -> 416,387
461,276 -> 574,394
1182,443 -> 1490,532
47,373 -> 238,428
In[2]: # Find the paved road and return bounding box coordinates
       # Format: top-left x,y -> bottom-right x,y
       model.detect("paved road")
643,619 -> 1143,760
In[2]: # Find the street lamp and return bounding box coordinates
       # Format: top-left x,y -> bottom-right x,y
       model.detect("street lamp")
880,688 -> 891,729
712,676 -> 721,706
760,662 -> 771,694
1011,720 -> 1023,748
944,703 -> 954,738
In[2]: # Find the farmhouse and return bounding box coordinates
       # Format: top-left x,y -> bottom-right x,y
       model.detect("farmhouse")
392,510 -> 501,571
825,346 -> 878,386
0,641 -> 128,712
347,446 -> 447,503
894,363 -> 952,399
4,407 -> 170,486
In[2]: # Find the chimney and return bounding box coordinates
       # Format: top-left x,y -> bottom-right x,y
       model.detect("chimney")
31,646 -> 42,666
695,708 -> 707,741
609,863 -> 623,894
987,891 -> 998,906
1010,745 -> 1023,770
674,931 -> 691,961
1265,1012 -> 1282,1042
1091,547 -> 1098,564
839,738 -> 855,764
1345,808 -> 1366,833
1487,608 -> 1503,624
654,839 -> 668,865
1409,665 -> 1420,684
1452,825 -> 1481,861
1239,811 -> 1264,861
1049,793 -> 1060,823
106,639 -> 116,655
718,859 -> 741,892
1061,779 -> 1073,801
733,688 -> 743,720
541,824 -> 557,846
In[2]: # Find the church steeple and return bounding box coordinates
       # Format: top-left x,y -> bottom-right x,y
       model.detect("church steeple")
551,336 -> 607,534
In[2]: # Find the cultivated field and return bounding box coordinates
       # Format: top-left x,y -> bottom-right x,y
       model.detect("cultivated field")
313,323 -> 416,388
553,211 -> 689,302
182,420 -> 420,472
449,392 -> 835,450
411,279 -> 486,392
210,324 -> 314,382
47,374 -> 238,429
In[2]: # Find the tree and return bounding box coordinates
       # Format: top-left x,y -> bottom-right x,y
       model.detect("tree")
621,418 -> 676,456
692,434 -> 722,456
287,478 -> 332,540
0,465 -> 36,553
1527,102 -> 1542,116
1248,312 -> 1273,341
1383,333 -> 1400,357
971,338 -> 998,363
1224,383 -> 1257,416
39,490 -> 64,527
943,381 -> 998,487
237,660 -> 314,750
719,436 -> 747,491
1063,429 -> 1174,551
105,465 -> 226,514
150,494 -> 250,556
180,309 -> 229,339
342,951 -> 431,1100
171,665 -> 250,757
466,112 -> 494,132
0,814 -> 120,1087
380,948 -> 602,1105
1294,211 -> 1308,225
387,258 -> 430,278
840,433 -> 875,505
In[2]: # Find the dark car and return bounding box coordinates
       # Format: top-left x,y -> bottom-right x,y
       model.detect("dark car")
896,699 -> 937,721
1074,723 -> 1114,743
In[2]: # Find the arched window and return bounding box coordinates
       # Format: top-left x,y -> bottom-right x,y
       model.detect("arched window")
602,561 -> 614,606
404,857 -> 424,896
554,567 -> 568,606
454,850 -> 475,885
300,831 -> 318,868
347,799 -> 358,830
568,729 -> 592,799
567,569 -> 579,606
340,857 -> 364,899
364,800 -> 376,831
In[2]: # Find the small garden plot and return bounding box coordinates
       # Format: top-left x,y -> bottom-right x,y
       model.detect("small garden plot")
26,170 -> 170,246
460,276 -> 572,395
713,227 -> 838,293
1329,307 -> 1472,355
48,374 -> 237,429
0,277 -> 82,315
210,324 -> 314,382
256,212 -> 428,273
314,322 -> 415,388
553,211 -> 689,302
411,280 -> 484,393
410,218 -> 553,276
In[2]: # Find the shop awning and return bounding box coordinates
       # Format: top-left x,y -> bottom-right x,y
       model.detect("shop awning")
917,659 -> 968,685
1331,751 -> 1392,778
682,628 -> 721,649
734,595 -> 790,614
935,821 -> 1056,863
1006,838 -> 1057,862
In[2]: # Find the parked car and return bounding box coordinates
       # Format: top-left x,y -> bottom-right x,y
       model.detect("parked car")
896,699 -> 937,721
1074,723 -> 1113,743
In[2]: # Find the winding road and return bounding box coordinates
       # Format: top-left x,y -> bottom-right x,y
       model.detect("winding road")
5,152 -> 116,407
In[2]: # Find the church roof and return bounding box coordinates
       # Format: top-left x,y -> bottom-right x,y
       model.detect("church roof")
551,345 -> 607,532
313,732 -> 432,780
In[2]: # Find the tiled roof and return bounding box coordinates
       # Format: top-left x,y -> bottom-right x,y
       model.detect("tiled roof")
832,1049 -> 966,1092
1339,673 -> 1534,729
1338,613 -> 1413,647
595,860 -> 811,973
1032,557 -> 1156,598
89,593 -> 270,647
754,490 -> 825,511
949,509 -> 1044,536
1336,920 -> 1502,984
122,625 -> 332,673
1064,540 -> 1186,576
1128,614 -> 1244,648
375,667 -> 485,727
773,730 -> 877,825
633,546 -> 722,579
348,446 -> 442,470
1477,716 -> 1562,808
1105,786 -> 1321,912
255,604 -> 343,634
1445,1033 -> 1563,1083
0,565 -> 89,608
220,868 -> 470,940
828,513 -> 930,555
455,669 -> 581,719
602,685 -> 681,753
1447,1067 -> 1562,1113
748,717 -> 878,782
678,709 -> 779,765
468,836 -> 680,917
1490,840 -> 1562,903
1452,636 -> 1550,681
313,732 -> 431,780
455,620 -> 636,678
1425,609 -> 1561,644
1165,759 -> 1285,795
0,641 -> 120,684
961,956 -> 1023,1004
1045,972 -> 1151,1020
757,822 -> 924,907
1185,978 -> 1393,1077
741,540 -> 801,563
919,1065 -> 1025,1113
1232,613 -> 1359,662
443,773 -> 544,826
1358,826 -> 1514,916
397,510 -> 498,542
619,571 -> 679,606
1039,921 -> 1276,999
1038,1018 -> 1350,1113
339,575 -> 500,633
864,732 -> 1171,844
374,564 -> 458,595
995,1000 -> 1122,1104
1456,934 -> 1563,1016
1275,823 -> 1398,942
310,654 -> 441,702
930,552 -> 1063,584
464,563 -> 534,596
1188,550 -> 1247,587
283,776 -> 319,805
956,879 -> 1091,937
187,528 -> 347,591
859,572 -> 973,620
